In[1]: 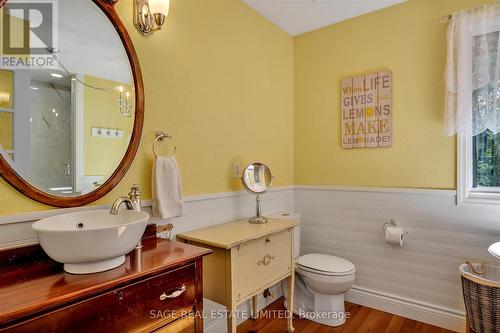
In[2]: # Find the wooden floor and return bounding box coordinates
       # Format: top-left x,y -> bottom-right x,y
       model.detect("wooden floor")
237,299 -> 457,333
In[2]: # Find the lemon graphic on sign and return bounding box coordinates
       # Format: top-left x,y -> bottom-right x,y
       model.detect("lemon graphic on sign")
366,107 -> 374,118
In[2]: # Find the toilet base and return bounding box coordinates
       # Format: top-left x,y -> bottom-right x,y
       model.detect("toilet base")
310,292 -> 347,326
282,276 -> 350,327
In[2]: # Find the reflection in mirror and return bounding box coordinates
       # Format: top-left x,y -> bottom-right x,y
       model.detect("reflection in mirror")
242,163 -> 272,194
241,162 -> 273,224
0,0 -> 135,197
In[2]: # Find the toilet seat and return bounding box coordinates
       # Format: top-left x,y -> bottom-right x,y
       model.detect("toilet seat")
297,253 -> 355,276
297,264 -> 355,276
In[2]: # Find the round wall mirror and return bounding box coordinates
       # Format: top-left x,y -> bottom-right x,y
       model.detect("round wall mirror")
241,162 -> 273,224
0,0 -> 144,207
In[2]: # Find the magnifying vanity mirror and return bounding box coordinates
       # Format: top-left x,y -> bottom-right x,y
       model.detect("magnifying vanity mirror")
0,0 -> 144,207
241,162 -> 273,224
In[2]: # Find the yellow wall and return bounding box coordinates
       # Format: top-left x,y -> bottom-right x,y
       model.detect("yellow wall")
0,113 -> 12,151
0,0 -> 294,214
294,0 -> 489,189
3,0 -> 488,214
0,11 -> 28,58
0,70 -> 13,152
83,75 -> 134,177
0,70 -> 13,109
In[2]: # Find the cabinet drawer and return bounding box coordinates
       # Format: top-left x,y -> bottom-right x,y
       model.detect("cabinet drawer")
233,230 -> 292,301
3,264 -> 197,333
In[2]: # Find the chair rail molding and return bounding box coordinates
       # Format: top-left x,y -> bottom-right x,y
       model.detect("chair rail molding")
0,186 -> 295,249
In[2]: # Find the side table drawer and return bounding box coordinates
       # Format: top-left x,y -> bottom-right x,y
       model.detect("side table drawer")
233,230 -> 292,301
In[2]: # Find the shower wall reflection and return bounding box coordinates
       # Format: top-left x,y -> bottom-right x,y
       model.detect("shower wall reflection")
30,78 -> 72,193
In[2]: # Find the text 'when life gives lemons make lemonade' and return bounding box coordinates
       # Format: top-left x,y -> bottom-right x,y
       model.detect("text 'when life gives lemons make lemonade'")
342,73 -> 391,146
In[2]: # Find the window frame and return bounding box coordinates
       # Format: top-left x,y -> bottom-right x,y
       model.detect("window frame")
457,19 -> 500,205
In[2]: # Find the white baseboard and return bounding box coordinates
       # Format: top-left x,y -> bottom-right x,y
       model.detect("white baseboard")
345,285 -> 466,332
208,282 -> 466,331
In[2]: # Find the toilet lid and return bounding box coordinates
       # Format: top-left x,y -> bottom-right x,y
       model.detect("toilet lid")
297,253 -> 355,274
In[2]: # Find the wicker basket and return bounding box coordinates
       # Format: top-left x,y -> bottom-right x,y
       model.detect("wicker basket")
460,263 -> 500,333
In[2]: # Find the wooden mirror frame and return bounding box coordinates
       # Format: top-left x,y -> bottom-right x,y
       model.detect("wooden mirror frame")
0,0 -> 144,208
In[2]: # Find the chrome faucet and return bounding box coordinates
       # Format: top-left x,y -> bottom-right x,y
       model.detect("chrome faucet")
110,185 -> 142,215
110,185 -> 143,249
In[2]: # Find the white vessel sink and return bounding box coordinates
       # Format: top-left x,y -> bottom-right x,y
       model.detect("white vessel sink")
32,209 -> 149,274
489,242 -> 500,260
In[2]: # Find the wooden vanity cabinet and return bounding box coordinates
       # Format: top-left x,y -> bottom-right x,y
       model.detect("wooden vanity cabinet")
0,231 -> 211,333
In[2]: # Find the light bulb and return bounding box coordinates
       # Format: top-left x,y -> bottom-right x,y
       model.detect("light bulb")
149,0 -> 169,16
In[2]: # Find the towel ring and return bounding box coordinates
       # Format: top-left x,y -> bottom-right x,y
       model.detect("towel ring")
153,132 -> 176,158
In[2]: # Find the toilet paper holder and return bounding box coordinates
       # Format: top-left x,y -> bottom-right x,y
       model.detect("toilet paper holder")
383,217 -> 399,230
383,218 -> 409,236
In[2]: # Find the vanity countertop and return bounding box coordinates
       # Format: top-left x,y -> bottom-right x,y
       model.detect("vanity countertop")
176,218 -> 300,249
0,237 -> 211,327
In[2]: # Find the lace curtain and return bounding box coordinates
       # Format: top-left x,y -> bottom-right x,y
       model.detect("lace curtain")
445,4 -> 500,136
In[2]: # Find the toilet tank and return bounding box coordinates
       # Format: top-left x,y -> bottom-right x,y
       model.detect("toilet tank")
269,212 -> 302,258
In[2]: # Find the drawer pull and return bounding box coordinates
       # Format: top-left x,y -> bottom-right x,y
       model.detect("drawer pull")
257,254 -> 276,266
159,284 -> 187,300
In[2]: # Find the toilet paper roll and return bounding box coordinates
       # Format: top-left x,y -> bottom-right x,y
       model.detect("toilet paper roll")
385,226 -> 405,246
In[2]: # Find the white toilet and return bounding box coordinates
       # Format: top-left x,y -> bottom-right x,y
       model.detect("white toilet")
276,213 -> 356,327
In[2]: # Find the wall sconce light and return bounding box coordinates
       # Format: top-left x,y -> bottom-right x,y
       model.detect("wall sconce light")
117,86 -> 133,117
134,0 -> 170,36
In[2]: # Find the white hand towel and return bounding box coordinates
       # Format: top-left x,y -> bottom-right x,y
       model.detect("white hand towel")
152,156 -> 184,219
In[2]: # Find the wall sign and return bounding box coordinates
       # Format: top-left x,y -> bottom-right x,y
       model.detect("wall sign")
341,70 -> 392,148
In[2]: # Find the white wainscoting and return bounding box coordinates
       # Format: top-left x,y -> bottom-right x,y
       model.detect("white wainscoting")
295,185 -> 500,332
2,184 -> 500,331
0,186 -> 295,249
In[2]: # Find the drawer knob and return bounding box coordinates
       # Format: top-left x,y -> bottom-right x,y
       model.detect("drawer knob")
159,284 -> 187,300
257,254 -> 276,266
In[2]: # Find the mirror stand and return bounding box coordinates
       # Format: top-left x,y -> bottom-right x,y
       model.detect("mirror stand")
241,161 -> 273,224
249,194 -> 268,224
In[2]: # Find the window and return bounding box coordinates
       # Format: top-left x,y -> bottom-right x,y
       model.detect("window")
472,30 -> 500,191
446,6 -> 500,204
474,131 -> 500,187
